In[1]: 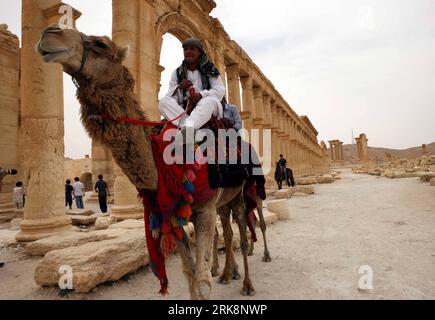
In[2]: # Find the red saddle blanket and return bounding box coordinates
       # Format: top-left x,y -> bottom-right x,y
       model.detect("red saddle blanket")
138,124 -> 261,295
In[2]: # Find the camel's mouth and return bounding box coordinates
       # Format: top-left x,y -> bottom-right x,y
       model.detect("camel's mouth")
37,42 -> 70,63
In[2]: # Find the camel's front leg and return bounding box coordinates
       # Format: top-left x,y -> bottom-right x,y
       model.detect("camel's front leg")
192,204 -> 216,300
176,232 -> 199,299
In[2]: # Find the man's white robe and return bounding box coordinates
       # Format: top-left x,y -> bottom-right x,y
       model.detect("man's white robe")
159,69 -> 225,129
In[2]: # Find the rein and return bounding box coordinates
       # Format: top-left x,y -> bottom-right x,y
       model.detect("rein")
101,87 -> 196,127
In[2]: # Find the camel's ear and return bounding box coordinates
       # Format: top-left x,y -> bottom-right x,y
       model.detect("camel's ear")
117,46 -> 128,62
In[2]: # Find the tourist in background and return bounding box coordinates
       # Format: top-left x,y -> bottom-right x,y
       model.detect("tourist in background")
72,177 -> 85,209
65,179 -> 73,210
95,175 -> 110,214
13,181 -> 25,209
223,100 -> 243,131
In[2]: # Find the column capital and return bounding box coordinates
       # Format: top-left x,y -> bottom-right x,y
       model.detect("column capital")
43,3 -> 82,26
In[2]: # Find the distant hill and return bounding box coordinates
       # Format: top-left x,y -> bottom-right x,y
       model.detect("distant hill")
331,142 -> 435,162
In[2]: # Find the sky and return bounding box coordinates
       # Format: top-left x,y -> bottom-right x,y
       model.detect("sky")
1,0 -> 434,159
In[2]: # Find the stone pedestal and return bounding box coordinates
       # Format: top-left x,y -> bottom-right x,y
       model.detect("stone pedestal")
111,165 -> 143,221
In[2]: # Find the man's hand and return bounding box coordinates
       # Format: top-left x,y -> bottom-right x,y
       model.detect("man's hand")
178,79 -> 193,91
188,93 -> 202,107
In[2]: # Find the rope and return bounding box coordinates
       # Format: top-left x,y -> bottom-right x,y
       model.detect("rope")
102,87 -> 196,127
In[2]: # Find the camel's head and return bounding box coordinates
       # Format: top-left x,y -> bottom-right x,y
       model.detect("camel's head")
37,25 -> 128,82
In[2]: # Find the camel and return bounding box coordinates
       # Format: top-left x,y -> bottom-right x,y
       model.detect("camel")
36,25 -> 251,300
211,196 -> 271,296
275,163 -> 295,190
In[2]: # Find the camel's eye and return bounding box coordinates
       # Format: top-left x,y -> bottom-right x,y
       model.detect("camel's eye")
94,40 -> 109,49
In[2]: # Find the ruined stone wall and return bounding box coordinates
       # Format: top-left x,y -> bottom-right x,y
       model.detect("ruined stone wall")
64,157 -> 92,182
0,24 -> 20,204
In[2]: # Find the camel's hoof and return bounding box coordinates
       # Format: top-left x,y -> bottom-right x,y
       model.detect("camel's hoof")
197,282 -> 211,300
241,285 -> 256,296
218,275 -> 231,285
232,270 -> 241,280
262,255 -> 272,263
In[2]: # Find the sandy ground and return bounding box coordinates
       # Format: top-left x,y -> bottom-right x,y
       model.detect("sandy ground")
1,168 -> 434,300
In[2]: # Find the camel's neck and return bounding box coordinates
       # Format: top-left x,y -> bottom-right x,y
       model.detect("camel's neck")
76,67 -> 158,191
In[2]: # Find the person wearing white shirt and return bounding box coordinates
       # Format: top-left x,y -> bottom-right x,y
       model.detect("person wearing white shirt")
72,177 -> 85,209
159,38 -> 225,131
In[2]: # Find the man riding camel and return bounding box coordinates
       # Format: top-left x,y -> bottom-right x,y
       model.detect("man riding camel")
159,38 -> 226,132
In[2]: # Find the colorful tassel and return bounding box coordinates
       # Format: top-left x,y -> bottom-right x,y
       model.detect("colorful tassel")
161,219 -> 172,234
160,234 -> 177,258
170,215 -> 179,227
174,227 -> 184,240
149,213 -> 160,231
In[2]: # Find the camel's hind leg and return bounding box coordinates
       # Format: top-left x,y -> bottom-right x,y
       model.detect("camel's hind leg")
256,197 -> 272,262
232,197 -> 255,296
191,203 -> 216,300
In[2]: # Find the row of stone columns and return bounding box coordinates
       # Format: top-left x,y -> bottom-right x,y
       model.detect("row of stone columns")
223,64 -> 326,176
328,140 -> 344,162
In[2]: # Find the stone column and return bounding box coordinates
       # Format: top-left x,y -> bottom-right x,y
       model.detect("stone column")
226,63 -> 241,108
111,0 -> 158,220
252,86 -> 264,158
360,134 -> 369,161
0,25 -> 20,213
338,142 -> 344,161
240,74 -> 254,138
270,103 -> 279,165
16,1 -> 81,241
213,44 -> 226,87
354,137 -> 361,160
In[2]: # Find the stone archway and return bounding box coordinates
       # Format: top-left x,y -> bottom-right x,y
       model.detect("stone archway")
80,172 -> 93,192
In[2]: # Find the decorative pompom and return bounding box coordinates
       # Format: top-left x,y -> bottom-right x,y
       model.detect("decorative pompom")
178,205 -> 192,219
183,193 -> 194,204
183,181 -> 195,193
178,217 -> 188,226
185,169 -> 196,182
